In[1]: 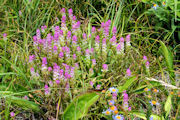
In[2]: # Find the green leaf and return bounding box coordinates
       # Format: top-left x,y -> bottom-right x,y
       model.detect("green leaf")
164,94 -> 172,117
131,112 -> 161,120
132,85 -> 148,94
159,41 -> 175,84
131,112 -> 146,120
0,91 -> 40,112
118,76 -> 137,92
62,92 -> 99,120
150,114 -> 161,120
6,96 -> 40,112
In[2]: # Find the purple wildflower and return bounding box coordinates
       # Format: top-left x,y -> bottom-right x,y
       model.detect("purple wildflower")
3,33 -> 7,40
75,63 -> 79,68
123,91 -> 129,111
59,52 -> 64,58
89,81 -> 94,87
92,26 -> 96,33
44,84 -> 50,95
56,80 -> 60,84
72,35 -> 77,44
67,31 -> 72,42
126,68 -> 131,77
110,36 -> 116,46
85,49 -> 90,60
76,46 -> 80,51
92,59 -> 96,66
96,84 -> 101,89
116,44 -> 121,54
102,64 -> 108,71
146,61 -> 150,68
53,63 -> 60,81
29,55 -> 35,63
73,54 -> 77,60
112,26 -> 117,36
143,56 -> 147,61
10,112 -> 15,117
126,34 -> 131,47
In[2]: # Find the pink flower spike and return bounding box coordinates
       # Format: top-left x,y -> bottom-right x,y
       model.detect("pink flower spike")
72,16 -> 76,21
126,68 -> 131,77
85,49 -> 90,54
24,95 -> 28,100
48,67 -> 52,72
91,48 -> 94,53
60,8 -> 66,13
126,34 -> 131,42
56,80 -> 60,84
92,59 -> 96,65
89,81 -> 94,87
73,54 -> 76,60
10,112 -> 15,117
120,37 -> 124,42
102,38 -> 106,44
30,67 -> 35,72
92,26 -> 96,33
112,26 -> 117,35
42,57 -> 47,65
75,63 -> 79,68
67,31 -> 71,39
128,107 -> 131,111
96,84 -> 101,89
61,16 -> 66,23
83,33 -> 87,39
116,44 -> 121,51
72,35 -> 77,43
143,56 -> 147,61
3,33 -> 7,38
95,35 -> 100,43
89,34 -> 91,38
29,55 -> 35,62
59,29 -> 63,35
44,84 -> 49,89
146,61 -> 150,68
77,46 -> 81,52
68,8 -> 73,15
101,22 -> 105,28
59,52 -> 64,58
53,45 -> 58,51
102,64 -> 108,71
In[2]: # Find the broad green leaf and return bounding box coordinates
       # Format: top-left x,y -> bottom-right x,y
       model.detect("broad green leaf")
62,92 -> 99,120
164,94 -> 172,117
6,96 -> 40,112
131,112 -> 146,120
131,112 -> 161,120
160,41 -> 175,84
132,85 -> 148,94
0,90 -> 40,112
118,76 -> 137,92
150,114 -> 161,120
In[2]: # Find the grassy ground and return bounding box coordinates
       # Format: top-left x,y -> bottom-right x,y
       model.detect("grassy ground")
0,0 -> 179,120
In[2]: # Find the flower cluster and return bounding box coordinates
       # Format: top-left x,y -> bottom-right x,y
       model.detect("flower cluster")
28,8 -> 132,96
102,88 -> 131,119
144,87 -> 160,106
152,1 -> 166,10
